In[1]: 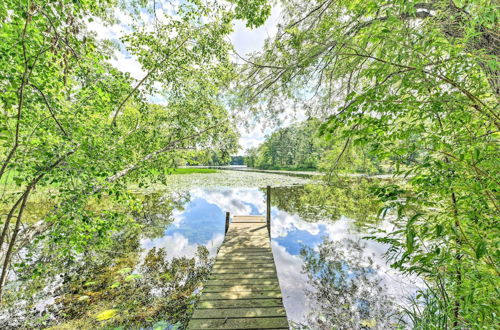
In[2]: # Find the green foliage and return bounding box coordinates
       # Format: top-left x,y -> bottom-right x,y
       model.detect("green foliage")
236,0 -> 499,327
246,120 -> 320,169
186,149 -> 234,166
0,0 -> 271,325
2,191 -> 212,329
245,119 -> 323,170
229,0 -> 271,28
269,178 -> 384,226
245,118 -> 386,173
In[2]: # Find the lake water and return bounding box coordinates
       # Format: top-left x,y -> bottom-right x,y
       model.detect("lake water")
139,171 -> 421,328
1,170 -> 421,329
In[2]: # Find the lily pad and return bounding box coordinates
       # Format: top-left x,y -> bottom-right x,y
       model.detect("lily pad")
124,274 -> 142,281
96,309 -> 118,321
117,267 -> 133,275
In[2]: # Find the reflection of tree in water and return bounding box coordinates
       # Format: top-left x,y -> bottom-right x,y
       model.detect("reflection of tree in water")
132,191 -> 191,238
270,178 -> 383,227
0,191 -> 211,329
298,238 -> 401,329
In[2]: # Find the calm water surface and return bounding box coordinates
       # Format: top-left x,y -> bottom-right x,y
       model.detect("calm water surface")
0,170 -> 422,329
140,182 -> 421,327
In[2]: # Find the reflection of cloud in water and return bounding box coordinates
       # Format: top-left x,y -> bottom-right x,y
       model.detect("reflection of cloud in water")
323,217 -> 423,299
270,208 -> 422,316
138,187 -> 422,324
141,232 -> 224,259
163,197 -> 225,245
272,241 -> 313,324
271,210 -> 323,238
191,188 -> 266,216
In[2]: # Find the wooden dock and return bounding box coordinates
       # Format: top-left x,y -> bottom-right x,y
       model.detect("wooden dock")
187,212 -> 289,329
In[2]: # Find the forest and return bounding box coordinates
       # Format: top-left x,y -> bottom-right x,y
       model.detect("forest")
0,0 -> 498,329
244,119 -> 387,173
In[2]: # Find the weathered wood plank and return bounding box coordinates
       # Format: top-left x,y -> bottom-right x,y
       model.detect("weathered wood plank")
202,284 -> 281,292
209,273 -> 278,280
200,291 -> 282,300
216,256 -> 274,262
188,317 -> 288,329
220,243 -> 270,248
216,252 -> 274,258
195,298 -> 284,309
215,257 -> 274,263
233,215 -> 266,221
213,263 -> 274,269
217,251 -> 273,256
211,268 -> 276,274
205,278 -> 279,286
192,307 -> 286,319
223,237 -> 269,242
218,248 -> 271,253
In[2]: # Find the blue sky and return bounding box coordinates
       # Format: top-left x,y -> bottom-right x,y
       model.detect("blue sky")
87,2 -> 284,153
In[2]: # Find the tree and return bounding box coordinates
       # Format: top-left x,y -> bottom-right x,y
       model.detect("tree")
0,0 -> 270,299
245,118 -> 382,172
236,0 -> 499,327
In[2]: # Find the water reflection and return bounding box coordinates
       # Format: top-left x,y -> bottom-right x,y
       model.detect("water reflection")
1,191 -> 215,329
298,238 -> 401,329
2,180 -> 421,328
140,188 -> 268,259
142,184 -> 420,327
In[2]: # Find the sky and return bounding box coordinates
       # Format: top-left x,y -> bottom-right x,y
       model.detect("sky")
88,2 -> 285,154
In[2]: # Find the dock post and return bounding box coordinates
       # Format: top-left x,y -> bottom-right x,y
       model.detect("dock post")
266,186 -> 271,236
225,212 -> 230,234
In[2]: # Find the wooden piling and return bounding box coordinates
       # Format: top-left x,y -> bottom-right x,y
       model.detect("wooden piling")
266,186 -> 271,236
225,212 -> 230,235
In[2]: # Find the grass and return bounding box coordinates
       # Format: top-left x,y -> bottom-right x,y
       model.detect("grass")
250,166 -> 318,172
170,168 -> 217,175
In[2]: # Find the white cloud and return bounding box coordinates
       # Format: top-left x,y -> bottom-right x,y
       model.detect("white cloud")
230,5 -> 283,151
271,210 -> 323,238
230,4 -> 282,58
238,121 -> 273,151
86,12 -> 146,80
109,50 -> 146,80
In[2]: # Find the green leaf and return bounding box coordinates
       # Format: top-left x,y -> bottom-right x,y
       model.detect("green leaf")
435,224 -> 443,236
475,241 -> 487,259
406,228 -> 415,253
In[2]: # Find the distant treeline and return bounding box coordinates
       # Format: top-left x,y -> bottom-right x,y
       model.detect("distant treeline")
187,153 -> 244,166
244,119 -> 417,174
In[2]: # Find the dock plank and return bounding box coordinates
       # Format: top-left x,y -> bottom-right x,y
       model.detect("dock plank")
188,317 -> 289,329
205,279 -> 279,286
192,307 -> 286,319
187,214 -> 289,329
203,284 -> 281,292
200,291 -> 282,300
196,298 -> 284,309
